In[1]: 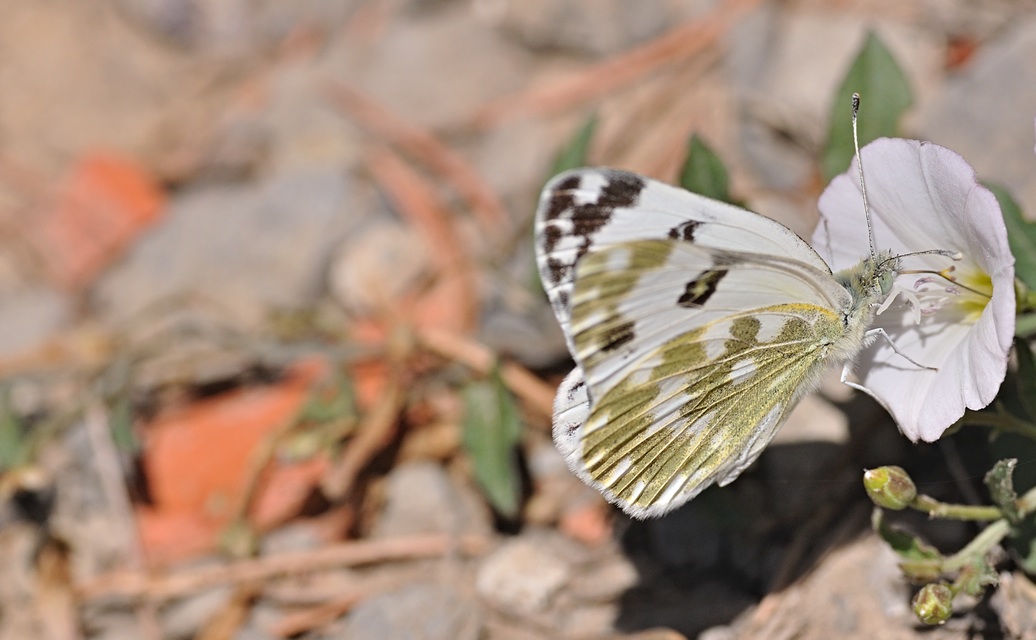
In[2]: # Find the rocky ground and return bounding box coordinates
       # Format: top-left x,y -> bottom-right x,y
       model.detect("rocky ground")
2,0 -> 1036,638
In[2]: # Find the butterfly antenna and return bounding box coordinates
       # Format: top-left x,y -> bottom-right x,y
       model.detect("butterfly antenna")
851,93 -> 877,260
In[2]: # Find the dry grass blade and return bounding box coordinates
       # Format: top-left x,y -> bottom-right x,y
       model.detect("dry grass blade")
76,534 -> 489,601
470,0 -> 761,128
367,148 -> 479,333
34,538 -> 80,640
320,372 -> 404,501
324,82 -> 508,235
195,584 -> 258,640
84,404 -> 163,640
268,575 -> 401,637
416,326 -> 555,420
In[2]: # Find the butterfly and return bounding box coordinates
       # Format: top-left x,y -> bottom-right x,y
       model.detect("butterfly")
534,111 -> 918,518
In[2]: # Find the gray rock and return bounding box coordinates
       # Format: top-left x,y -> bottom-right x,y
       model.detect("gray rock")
335,582 -> 481,640
325,5 -> 532,129
990,571 -> 1036,639
93,167 -> 360,324
161,585 -> 234,640
493,0 -> 672,56
566,552 -> 639,602
0,289 -> 69,358
114,0 -> 364,52
371,461 -> 492,539
916,14 -> 1036,216
727,10 -> 942,190
328,221 -> 429,317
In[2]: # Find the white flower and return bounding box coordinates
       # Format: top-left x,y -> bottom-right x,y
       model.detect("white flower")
814,138 -> 1015,442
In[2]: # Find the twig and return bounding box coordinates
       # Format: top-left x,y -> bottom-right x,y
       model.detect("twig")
415,326 -> 555,420
269,575 -> 401,637
323,82 -> 508,235
75,533 -> 489,602
195,584 -> 258,640
83,404 -> 162,640
367,148 -> 479,332
320,372 -> 404,500
470,0 -> 761,128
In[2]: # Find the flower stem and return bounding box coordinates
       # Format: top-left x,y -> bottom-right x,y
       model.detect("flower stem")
1016,312 -> 1036,337
1017,484 -> 1036,514
911,494 -> 1002,521
942,519 -> 1011,572
957,408 -> 1036,441
1016,278 -> 1036,316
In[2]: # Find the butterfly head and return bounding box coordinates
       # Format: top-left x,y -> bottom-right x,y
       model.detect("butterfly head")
836,249 -> 901,318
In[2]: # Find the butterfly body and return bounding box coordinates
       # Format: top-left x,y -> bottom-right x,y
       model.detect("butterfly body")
536,168 -> 901,518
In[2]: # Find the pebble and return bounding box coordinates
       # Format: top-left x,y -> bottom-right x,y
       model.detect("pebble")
492,0 -> 673,56
113,0 -> 364,52
328,222 -> 429,317
160,585 -> 233,639
371,461 -> 492,539
476,535 -> 573,616
0,289 -> 69,358
328,4 -> 532,129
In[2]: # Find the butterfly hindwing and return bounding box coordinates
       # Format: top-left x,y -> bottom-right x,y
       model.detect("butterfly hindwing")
564,239 -> 849,517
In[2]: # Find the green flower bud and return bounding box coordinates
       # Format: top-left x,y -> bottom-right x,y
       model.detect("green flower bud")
912,582 -> 954,625
863,466 -> 917,510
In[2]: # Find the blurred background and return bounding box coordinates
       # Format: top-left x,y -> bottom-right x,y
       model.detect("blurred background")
2,1 -> 1036,638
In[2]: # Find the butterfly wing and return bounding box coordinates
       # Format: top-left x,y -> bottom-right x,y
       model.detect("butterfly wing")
535,168 -> 834,353
534,169 -> 855,518
567,240 -> 851,517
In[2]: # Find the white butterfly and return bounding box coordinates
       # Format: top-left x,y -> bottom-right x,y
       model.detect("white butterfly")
535,153 -> 918,518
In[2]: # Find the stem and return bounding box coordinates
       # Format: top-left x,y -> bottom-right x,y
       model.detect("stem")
942,519 -> 1012,572
911,495 -> 1003,521
956,408 -> 1036,441
1016,278 -> 1036,316
1017,484 -> 1036,514
1016,312 -> 1036,337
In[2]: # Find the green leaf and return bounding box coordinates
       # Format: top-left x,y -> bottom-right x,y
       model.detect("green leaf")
821,31 -> 913,181
1017,313 -> 1036,337
108,395 -> 138,453
872,508 -> 943,581
955,557 -> 1000,597
985,182 -> 1036,289
462,368 -> 523,518
551,115 -> 598,176
301,372 -> 356,423
1008,515 -> 1036,576
985,458 -> 1022,524
679,134 -> 736,204
0,389 -> 29,471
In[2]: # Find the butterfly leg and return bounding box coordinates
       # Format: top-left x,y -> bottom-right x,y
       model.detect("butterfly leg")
864,327 -> 938,371
840,364 -> 894,413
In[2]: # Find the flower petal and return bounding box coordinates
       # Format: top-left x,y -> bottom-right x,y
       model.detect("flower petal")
814,138 -> 1015,441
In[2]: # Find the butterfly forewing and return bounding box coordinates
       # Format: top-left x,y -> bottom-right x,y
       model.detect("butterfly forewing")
535,168 -> 834,353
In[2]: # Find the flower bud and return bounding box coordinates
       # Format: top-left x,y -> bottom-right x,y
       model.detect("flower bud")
863,466 -> 917,510
912,582 -> 954,625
